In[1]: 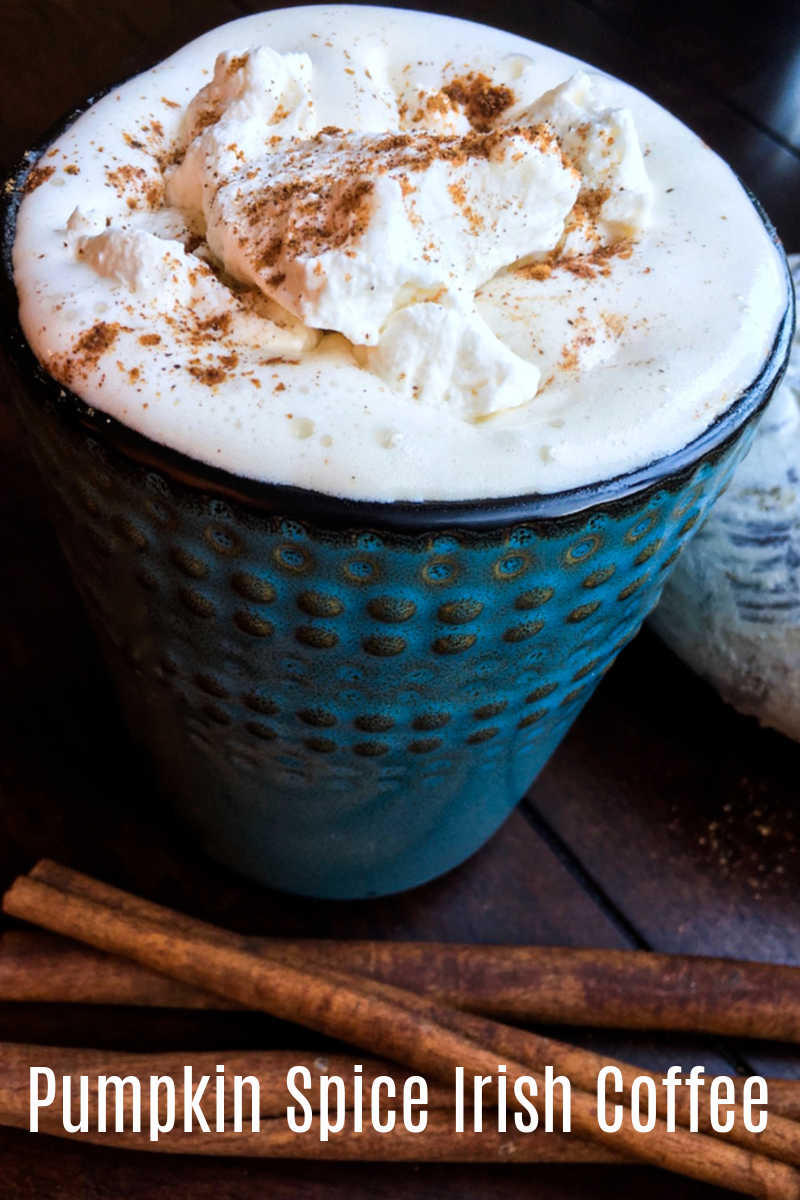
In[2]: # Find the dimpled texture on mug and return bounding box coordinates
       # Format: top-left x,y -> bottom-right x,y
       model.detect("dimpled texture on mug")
23,395 -> 753,896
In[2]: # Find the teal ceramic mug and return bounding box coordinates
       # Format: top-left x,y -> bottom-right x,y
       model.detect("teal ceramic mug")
2,131 -> 794,898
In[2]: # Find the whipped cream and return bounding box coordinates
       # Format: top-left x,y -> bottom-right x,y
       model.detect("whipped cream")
165,48 -> 645,416
12,5 -> 788,501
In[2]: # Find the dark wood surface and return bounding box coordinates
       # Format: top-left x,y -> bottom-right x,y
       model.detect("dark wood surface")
1,0 -> 799,1195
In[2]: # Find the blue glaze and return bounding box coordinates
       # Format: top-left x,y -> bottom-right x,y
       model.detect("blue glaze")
15,405 -> 771,897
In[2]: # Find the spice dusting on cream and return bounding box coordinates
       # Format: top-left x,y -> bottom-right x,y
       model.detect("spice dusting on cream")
12,5 -> 787,501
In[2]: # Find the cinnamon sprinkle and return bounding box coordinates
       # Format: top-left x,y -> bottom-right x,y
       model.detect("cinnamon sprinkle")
442,72 -> 515,132
561,240 -> 633,280
74,323 -> 122,363
602,311 -> 627,339
516,235 -> 633,282
51,322 -> 130,386
447,180 -> 484,234
196,311 -> 233,337
105,164 -> 164,210
226,54 -> 250,76
188,362 -> 228,386
520,261 -> 553,281
23,164 -> 55,194
236,125 -> 559,278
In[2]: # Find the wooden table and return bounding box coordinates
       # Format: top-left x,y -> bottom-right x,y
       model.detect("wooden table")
1,1 -> 799,1194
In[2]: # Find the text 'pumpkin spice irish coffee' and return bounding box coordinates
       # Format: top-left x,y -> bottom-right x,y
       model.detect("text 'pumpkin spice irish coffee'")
4,6 -> 792,896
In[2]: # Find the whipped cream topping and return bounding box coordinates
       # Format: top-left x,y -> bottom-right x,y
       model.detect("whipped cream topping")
178,122 -> 579,347
165,47 -> 650,416
12,5 -> 788,501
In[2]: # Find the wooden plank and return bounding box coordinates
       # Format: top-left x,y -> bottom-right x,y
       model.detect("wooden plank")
583,0 -> 800,155
0,0 -> 246,165
527,631 -> 800,1079
530,632 -> 800,964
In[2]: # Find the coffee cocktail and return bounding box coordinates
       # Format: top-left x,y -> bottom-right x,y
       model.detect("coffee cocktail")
5,6 -> 792,896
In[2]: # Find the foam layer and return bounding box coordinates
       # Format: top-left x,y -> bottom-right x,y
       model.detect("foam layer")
12,5 -> 788,501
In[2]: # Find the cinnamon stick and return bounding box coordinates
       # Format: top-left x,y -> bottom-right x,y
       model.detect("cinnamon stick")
6,909 -> 800,1043
21,861 -> 800,1169
3,864 -> 799,1198
1,1107 -> 618,1163
0,930 -> 226,1009
0,1041 -> 620,1162
3,1041 -> 799,1129
0,1043 -> 455,1122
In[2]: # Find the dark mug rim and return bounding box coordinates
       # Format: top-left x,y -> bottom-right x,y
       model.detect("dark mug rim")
1,87 -> 795,533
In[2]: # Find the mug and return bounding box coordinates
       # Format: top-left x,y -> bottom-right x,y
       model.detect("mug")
3,127 -> 794,898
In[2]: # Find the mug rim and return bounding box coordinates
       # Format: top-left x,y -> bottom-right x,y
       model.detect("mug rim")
2,89 -> 795,533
